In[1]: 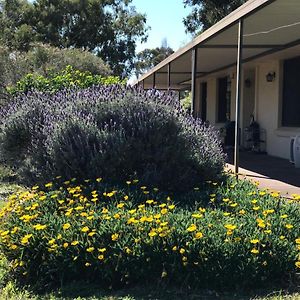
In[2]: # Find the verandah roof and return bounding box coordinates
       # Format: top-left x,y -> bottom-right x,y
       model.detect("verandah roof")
134,0 -> 300,90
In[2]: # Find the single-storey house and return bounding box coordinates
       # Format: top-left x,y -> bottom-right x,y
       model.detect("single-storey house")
134,0 -> 300,171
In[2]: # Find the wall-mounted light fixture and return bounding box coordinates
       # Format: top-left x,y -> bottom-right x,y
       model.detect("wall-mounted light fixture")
266,72 -> 276,82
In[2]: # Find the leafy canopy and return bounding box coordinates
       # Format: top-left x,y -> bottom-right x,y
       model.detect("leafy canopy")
183,0 -> 247,34
134,43 -> 174,77
0,0 -> 148,76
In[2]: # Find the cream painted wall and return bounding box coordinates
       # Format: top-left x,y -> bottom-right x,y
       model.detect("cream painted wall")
256,61 -> 300,159
194,59 -> 300,160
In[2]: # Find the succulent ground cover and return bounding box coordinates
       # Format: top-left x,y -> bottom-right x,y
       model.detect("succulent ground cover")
0,177 -> 299,292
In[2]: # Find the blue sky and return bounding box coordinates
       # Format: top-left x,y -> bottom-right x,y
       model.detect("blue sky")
131,0 -> 193,52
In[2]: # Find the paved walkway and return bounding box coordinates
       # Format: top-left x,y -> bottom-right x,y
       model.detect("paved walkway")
226,151 -> 300,197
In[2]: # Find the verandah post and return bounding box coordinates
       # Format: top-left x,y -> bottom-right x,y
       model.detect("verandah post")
234,18 -> 244,176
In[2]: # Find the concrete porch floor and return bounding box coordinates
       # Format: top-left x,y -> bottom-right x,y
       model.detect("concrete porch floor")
226,151 -> 300,197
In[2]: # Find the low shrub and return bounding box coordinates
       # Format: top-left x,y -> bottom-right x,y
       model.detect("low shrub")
0,44 -> 112,105
0,86 -> 225,192
0,178 -> 299,291
7,65 -> 125,95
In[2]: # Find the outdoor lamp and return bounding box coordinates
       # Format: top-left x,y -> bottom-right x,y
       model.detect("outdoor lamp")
266,72 -> 276,82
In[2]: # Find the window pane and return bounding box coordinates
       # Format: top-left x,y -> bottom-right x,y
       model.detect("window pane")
282,56 -> 300,127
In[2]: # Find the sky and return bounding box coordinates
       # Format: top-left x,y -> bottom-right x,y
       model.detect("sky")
131,0 -> 193,53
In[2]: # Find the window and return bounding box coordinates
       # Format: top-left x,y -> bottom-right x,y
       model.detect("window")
217,76 -> 231,122
282,56 -> 300,127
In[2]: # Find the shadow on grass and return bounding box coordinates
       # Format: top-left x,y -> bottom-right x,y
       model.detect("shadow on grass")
49,282 -> 300,300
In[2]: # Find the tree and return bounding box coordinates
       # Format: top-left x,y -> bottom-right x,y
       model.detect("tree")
0,0 -> 148,76
183,0 -> 247,35
134,40 -> 174,77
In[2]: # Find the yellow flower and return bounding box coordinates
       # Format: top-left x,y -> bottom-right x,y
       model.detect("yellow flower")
10,245 -> 18,250
98,248 -> 106,253
223,212 -> 231,217
239,209 -> 246,215
71,241 -> 79,246
182,256 -> 188,262
33,224 -> 47,231
21,234 -> 33,245
48,239 -> 56,245
111,233 -> 119,241
198,207 -> 206,213
295,238 -> 300,244
257,219 -> 266,228
63,223 -> 71,230
194,232 -> 203,239
230,203 -> 238,208
280,214 -> 288,219
271,192 -> 280,197
172,246 -> 178,251
285,224 -> 293,230
86,247 -> 95,253
106,191 -> 117,197
85,262 -> 91,267
0,230 -> 10,237
168,205 -> 175,210
96,177 -> 102,182
250,239 -> 260,244
117,203 -> 125,209
102,208 -> 109,214
251,248 -> 259,254
63,242 -> 69,248
161,208 -> 168,215
192,213 -> 203,219
161,271 -> 168,278
98,255 -> 104,260
252,206 -> 260,211
264,230 -> 272,234
179,248 -> 185,254
88,231 -> 96,237
295,261 -> 300,268
224,224 -> 237,231
148,231 -> 157,237
81,226 -> 89,233
187,224 -> 197,232
45,182 -> 53,188
124,195 -> 129,201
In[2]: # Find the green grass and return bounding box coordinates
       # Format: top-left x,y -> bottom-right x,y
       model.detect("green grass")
0,281 -> 299,300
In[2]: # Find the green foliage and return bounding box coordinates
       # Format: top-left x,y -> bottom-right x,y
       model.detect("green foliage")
180,91 -> 192,113
7,66 -> 125,94
0,178 -> 299,291
183,0 -> 247,34
0,0 -> 148,76
0,44 -> 112,105
134,45 -> 174,77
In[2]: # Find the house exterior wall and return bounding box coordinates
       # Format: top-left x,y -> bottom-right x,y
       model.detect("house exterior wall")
195,58 -> 300,160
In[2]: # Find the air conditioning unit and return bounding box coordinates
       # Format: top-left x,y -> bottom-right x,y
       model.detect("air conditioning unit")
290,135 -> 300,168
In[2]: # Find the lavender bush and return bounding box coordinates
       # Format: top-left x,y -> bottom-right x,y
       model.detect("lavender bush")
0,86 -> 225,191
